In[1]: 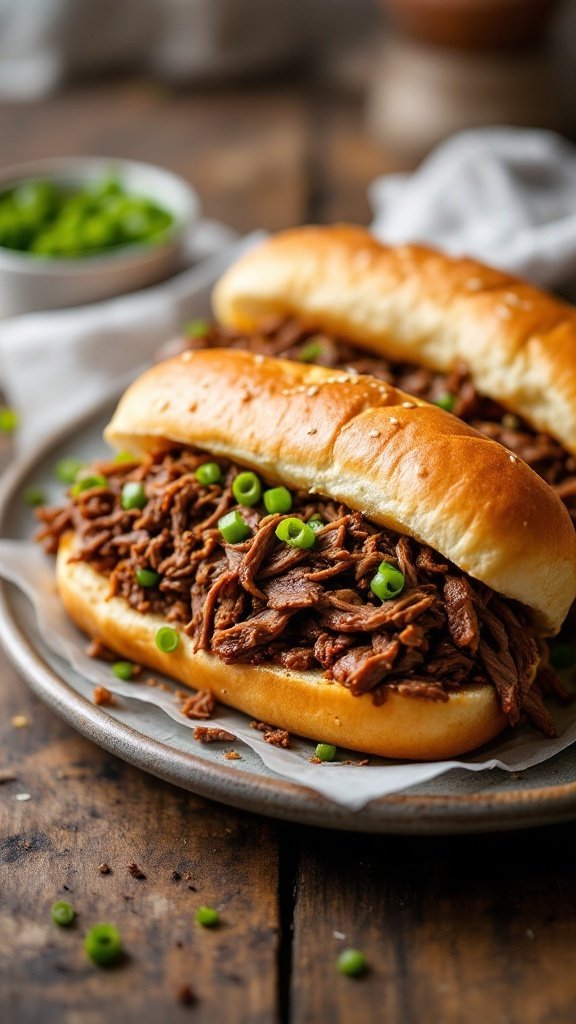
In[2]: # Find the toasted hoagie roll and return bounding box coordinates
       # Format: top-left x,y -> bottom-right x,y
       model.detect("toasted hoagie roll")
38,350 -> 576,760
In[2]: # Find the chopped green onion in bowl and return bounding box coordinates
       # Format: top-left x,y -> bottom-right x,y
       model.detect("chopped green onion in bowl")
0,175 -> 175,259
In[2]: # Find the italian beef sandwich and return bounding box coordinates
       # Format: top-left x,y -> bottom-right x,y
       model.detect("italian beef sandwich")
37,349 -> 576,761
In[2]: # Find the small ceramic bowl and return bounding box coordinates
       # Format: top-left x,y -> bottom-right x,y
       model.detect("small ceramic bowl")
0,157 -> 200,318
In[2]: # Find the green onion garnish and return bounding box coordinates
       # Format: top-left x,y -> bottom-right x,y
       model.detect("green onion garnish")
70,474 -> 108,497
155,626 -> 180,654
112,661 -> 135,681
121,481 -> 147,510
297,338 -> 324,363
307,514 -> 324,533
195,462 -> 222,486
263,486 -> 292,514
113,451 -> 138,464
185,319 -> 210,339
135,568 -> 160,588
337,949 -> 367,977
55,456 -> 85,484
275,517 -> 316,549
51,900 -> 75,927
218,510 -> 251,544
0,406 -> 19,434
232,471 -> 262,507
434,393 -> 455,412
195,906 -> 220,928
84,923 -> 122,966
315,743 -> 337,762
370,562 -> 405,601
23,486 -> 45,508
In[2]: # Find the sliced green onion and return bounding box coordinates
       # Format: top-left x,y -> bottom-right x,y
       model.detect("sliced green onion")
337,949 -> 367,977
297,338 -> 324,363
23,486 -> 45,508
121,481 -> 147,510
550,642 -> 576,671
51,900 -> 75,927
155,626 -> 180,654
315,743 -> 337,762
434,393 -> 455,412
135,567 -> 160,588
195,906 -> 220,928
185,318 -> 210,339
112,661 -> 135,681
263,486 -> 292,514
218,510 -> 251,544
0,406 -> 19,433
84,923 -> 122,966
70,474 -> 108,497
275,517 -> 316,549
113,450 -> 138,463
55,456 -> 85,484
195,462 -> 222,486
370,561 -> 405,601
307,514 -> 324,533
232,471 -> 262,507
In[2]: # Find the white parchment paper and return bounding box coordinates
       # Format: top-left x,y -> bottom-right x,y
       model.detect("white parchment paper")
0,539 -> 574,810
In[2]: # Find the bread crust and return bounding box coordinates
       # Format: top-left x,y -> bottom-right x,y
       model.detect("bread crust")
57,535 -> 508,761
212,224 -> 576,457
104,348 -> 576,634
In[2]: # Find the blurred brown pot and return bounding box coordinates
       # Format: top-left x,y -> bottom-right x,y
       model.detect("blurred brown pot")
382,0 -> 561,49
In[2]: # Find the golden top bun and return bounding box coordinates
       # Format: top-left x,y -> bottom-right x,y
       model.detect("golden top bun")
104,348 -> 576,634
212,224 -> 576,456
57,535 -> 508,761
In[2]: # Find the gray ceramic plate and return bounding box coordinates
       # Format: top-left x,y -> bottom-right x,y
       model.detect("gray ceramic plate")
1,396 -> 575,835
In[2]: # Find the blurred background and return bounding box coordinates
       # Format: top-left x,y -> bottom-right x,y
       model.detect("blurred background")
1,0 -> 575,233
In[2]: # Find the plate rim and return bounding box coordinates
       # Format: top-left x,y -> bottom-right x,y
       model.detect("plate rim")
1,391 -> 576,834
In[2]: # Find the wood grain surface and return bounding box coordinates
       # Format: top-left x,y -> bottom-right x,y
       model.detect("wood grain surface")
1,70 -> 576,1024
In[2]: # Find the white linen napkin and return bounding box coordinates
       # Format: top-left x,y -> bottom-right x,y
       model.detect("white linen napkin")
370,126 -> 576,290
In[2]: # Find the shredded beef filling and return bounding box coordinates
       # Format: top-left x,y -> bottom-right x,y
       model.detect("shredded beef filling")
37,447 -> 557,736
176,318 -> 576,523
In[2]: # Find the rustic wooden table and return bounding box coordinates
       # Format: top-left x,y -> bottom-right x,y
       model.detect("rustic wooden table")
1,74 -> 576,1024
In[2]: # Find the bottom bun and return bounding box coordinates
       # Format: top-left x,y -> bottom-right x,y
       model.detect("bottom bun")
56,535 -> 509,761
